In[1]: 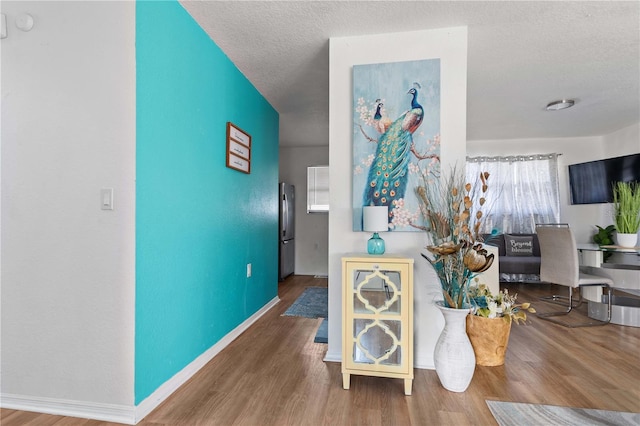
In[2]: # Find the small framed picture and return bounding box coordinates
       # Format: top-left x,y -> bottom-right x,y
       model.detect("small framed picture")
227,153 -> 250,173
226,122 -> 251,174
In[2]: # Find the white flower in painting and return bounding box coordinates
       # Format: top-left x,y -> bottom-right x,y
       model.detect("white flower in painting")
362,154 -> 375,168
354,165 -> 363,175
390,199 -> 420,229
359,107 -> 370,122
408,162 -> 420,175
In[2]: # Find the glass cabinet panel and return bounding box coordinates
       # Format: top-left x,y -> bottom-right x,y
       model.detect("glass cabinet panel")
352,269 -> 401,315
353,318 -> 402,366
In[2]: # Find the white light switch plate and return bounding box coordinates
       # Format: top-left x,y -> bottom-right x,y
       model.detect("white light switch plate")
1,14 -> 7,39
101,188 -> 114,210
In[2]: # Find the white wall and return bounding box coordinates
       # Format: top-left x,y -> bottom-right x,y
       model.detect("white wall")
603,122 -> 640,157
279,146 -> 329,276
467,121 -> 640,243
1,1 -> 136,409
327,27 -> 468,367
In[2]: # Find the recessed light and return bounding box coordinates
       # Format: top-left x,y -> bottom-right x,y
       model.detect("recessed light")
546,99 -> 575,111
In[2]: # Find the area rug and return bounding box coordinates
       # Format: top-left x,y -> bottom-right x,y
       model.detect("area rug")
314,318 -> 328,343
486,400 -> 640,426
282,287 -> 328,319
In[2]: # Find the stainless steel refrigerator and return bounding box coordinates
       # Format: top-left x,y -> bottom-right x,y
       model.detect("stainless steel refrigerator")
279,182 -> 295,281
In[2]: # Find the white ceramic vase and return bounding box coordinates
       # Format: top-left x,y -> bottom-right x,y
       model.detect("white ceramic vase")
617,233 -> 638,248
433,301 -> 476,392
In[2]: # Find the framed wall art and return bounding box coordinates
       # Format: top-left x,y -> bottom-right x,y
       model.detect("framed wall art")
226,122 -> 251,174
352,58 -> 441,232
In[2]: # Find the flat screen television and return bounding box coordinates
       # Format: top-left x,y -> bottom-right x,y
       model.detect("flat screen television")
568,153 -> 640,204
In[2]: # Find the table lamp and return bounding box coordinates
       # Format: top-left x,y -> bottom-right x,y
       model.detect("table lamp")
363,205 -> 389,255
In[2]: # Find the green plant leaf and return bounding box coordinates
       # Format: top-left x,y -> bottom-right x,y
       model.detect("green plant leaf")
612,182 -> 640,233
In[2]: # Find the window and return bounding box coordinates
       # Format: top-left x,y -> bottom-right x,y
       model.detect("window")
307,166 -> 329,213
466,154 -> 560,234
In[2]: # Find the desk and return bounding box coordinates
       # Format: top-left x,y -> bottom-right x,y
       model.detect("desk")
577,244 -> 640,327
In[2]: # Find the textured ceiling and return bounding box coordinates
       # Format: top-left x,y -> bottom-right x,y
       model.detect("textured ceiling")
181,1 -> 640,147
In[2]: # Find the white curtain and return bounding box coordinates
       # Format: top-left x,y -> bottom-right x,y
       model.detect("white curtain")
466,154 -> 560,234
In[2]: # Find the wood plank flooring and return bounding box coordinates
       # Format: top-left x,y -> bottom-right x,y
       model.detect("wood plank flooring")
2,276 -> 639,425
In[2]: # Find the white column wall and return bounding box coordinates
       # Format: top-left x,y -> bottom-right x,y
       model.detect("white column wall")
327,28 -> 468,368
1,1 -> 136,406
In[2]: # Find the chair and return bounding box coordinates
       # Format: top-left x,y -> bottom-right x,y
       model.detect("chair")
535,223 -> 612,327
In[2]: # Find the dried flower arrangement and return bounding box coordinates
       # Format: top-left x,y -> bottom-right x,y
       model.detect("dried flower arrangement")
416,167 -> 494,309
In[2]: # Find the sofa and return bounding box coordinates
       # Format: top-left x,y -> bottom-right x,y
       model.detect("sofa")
483,233 -> 541,282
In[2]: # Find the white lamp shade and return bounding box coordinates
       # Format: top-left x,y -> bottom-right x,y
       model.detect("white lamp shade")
363,206 -> 389,232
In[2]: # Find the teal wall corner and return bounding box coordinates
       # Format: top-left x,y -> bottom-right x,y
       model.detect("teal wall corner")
135,0 -> 279,404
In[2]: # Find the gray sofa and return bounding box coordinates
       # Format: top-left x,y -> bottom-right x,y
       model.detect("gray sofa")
483,233 -> 541,282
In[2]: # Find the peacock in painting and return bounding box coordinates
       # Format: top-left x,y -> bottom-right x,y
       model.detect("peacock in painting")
362,84 -> 424,220
372,99 -> 392,134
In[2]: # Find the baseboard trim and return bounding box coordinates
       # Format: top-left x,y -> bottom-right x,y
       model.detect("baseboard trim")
1,296 -> 280,425
414,362 -> 435,370
0,394 -> 136,424
323,351 -> 341,363
134,295 -> 280,423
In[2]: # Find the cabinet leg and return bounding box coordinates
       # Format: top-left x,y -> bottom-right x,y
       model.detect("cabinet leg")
404,379 -> 412,396
342,373 -> 350,390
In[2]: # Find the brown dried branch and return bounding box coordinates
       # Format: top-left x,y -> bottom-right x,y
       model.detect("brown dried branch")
408,222 -> 429,231
357,124 -> 378,143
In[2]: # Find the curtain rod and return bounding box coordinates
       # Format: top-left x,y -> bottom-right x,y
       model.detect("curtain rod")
466,153 -> 562,162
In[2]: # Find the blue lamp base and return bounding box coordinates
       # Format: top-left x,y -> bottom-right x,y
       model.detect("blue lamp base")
367,232 -> 386,255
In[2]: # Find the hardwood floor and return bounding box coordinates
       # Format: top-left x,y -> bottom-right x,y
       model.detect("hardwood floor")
2,276 -> 639,425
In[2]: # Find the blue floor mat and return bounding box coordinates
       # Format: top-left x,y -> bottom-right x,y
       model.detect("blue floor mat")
314,318 -> 328,344
282,287 -> 327,318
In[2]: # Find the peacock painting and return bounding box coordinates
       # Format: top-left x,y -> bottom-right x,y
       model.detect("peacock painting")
353,59 -> 441,232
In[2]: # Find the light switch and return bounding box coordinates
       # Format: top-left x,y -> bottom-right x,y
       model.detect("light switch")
101,188 -> 113,210
1,14 -> 7,39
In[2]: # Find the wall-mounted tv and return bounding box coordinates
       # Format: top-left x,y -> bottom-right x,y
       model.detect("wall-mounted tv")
568,153 -> 640,205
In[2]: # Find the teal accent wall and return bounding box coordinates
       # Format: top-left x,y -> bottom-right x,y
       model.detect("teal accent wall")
135,1 -> 279,404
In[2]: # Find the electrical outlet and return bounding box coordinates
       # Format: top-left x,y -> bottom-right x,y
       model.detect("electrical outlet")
247,263 -> 252,278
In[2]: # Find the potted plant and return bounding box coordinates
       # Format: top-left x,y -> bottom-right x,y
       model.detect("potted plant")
593,224 -> 616,246
415,167 -> 494,392
593,224 -> 616,261
466,282 -> 535,366
612,181 -> 640,247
